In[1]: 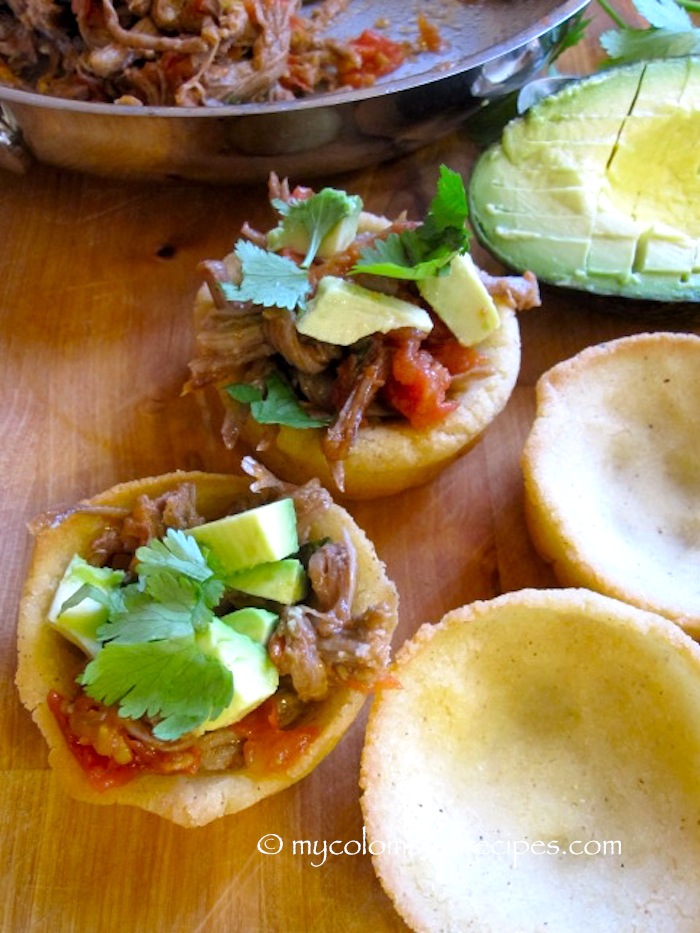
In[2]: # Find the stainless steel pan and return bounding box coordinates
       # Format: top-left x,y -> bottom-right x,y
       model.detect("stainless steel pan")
0,0 -> 590,183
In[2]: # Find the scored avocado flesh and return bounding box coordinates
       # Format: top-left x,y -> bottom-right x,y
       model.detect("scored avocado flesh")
468,58 -> 700,301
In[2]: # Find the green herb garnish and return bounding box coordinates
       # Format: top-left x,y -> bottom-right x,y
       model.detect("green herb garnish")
74,529 -> 235,740
221,240 -> 312,311
598,0 -> 700,63
78,636 -> 233,741
270,187 -> 362,267
351,165 -> 471,280
226,372 -> 332,429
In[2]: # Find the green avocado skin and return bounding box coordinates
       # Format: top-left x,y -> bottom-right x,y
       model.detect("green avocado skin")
468,58 -> 700,303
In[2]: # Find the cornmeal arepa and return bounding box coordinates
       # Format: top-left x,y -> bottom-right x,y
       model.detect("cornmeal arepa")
17,461 -> 398,826
361,587 -> 700,932
522,332 -> 700,635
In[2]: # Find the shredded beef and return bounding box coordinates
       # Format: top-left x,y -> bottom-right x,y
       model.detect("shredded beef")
307,537 -> 355,620
241,455 -> 334,540
89,482 -> 204,567
0,0 -> 422,106
322,335 -> 391,462
480,268 -> 541,311
262,308 -> 341,375
267,535 -> 392,701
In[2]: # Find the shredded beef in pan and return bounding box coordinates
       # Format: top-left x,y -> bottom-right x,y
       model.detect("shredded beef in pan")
0,0 -> 437,106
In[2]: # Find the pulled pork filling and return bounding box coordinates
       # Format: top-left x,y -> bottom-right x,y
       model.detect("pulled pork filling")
0,0 -> 432,106
49,458 -> 394,786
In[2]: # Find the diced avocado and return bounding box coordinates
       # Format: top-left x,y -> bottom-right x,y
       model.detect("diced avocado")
418,252 -> 500,347
267,190 -> 363,259
221,607 -> 279,644
637,225 -> 697,275
193,618 -> 279,734
296,275 -> 433,345
227,558 -> 308,605
586,235 -> 637,279
482,184 -> 597,216
48,554 -> 125,657
468,58 -> 700,301
188,497 -> 298,574
484,205 -> 595,238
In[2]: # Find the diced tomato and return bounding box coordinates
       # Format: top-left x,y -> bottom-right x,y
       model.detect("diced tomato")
48,688 -> 318,790
417,14 -> 442,52
429,340 -> 486,376
48,690 -> 140,791
338,30 -> 408,89
234,697 -> 319,773
47,691 -> 200,791
282,55 -> 317,96
382,334 -> 457,428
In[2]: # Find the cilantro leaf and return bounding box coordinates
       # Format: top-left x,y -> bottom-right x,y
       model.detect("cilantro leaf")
129,529 -> 225,631
78,636 -> 233,740
634,0 -> 693,28
600,24 -> 700,60
352,165 -> 471,280
422,164 -> 469,239
96,593 -> 200,645
221,240 -> 312,311
598,0 -> 700,62
96,582 -> 216,644
135,529 -> 215,586
271,188 -> 362,267
226,372 -> 332,429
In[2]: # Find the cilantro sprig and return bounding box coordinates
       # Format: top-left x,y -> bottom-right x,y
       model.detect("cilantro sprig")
227,372 -> 332,429
78,637 -> 233,741
73,529 -> 236,740
270,188 -> 362,267
220,240 -> 311,311
351,165 -> 471,280
598,0 -> 700,62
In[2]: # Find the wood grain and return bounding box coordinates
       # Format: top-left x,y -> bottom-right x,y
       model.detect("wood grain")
0,3 -> 696,930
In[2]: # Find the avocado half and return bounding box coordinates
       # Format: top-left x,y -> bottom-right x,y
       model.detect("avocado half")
468,57 -> 700,302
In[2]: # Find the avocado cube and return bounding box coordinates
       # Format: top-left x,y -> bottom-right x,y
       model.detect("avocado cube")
48,554 -> 125,656
418,252 -> 500,347
220,607 -> 279,644
188,497 -> 299,574
227,558 -> 308,605
193,618 -> 279,734
296,275 -> 433,345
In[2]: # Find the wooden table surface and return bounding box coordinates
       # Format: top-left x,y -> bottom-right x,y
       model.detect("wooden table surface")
2,3 -> 696,931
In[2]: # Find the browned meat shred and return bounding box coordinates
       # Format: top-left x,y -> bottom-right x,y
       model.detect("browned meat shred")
0,0 -> 431,107
268,533 -> 392,701
307,538 -> 355,619
262,308 -> 341,375
321,335 -> 390,462
89,482 -> 204,567
480,269 -> 541,311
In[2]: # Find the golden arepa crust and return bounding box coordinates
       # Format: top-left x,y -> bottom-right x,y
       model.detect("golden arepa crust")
195,281 -> 521,500
361,587 -> 700,933
16,471 -> 398,827
522,332 -> 700,636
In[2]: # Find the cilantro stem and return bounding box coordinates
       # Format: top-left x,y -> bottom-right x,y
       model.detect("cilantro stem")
677,0 -> 700,10
596,0 -> 630,29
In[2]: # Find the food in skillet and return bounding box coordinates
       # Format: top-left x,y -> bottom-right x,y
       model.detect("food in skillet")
16,458 -> 398,826
185,166 -> 539,499
0,0 -> 437,106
